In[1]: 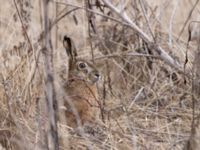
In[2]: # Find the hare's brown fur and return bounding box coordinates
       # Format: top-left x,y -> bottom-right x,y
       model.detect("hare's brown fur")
62,36 -> 100,128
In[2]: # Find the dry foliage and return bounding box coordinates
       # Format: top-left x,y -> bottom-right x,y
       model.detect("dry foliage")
1,0 -> 200,149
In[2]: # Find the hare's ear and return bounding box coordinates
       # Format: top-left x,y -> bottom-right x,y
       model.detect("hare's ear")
63,35 -> 77,62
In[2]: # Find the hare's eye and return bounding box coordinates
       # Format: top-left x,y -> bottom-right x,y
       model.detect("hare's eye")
78,62 -> 86,69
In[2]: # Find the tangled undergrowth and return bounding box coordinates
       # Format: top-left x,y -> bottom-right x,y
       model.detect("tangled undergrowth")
0,0 -> 200,150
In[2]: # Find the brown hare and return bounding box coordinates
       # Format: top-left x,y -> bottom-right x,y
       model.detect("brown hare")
61,35 -> 101,128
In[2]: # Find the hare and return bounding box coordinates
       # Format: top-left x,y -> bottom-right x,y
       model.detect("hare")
61,35 -> 101,128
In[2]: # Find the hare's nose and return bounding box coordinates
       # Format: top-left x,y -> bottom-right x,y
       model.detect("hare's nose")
94,73 -> 100,79
92,72 -> 100,82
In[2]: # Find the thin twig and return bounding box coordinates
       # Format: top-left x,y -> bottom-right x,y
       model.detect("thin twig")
139,0 -> 155,41
94,52 -> 158,60
85,0 -> 95,63
13,0 -> 33,52
177,0 -> 200,41
51,7 -> 80,28
55,3 -> 59,49
169,0 -> 179,47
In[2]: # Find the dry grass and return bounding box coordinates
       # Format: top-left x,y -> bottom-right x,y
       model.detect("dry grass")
0,0 -> 200,149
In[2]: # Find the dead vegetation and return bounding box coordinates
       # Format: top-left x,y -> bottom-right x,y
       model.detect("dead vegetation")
1,0 -> 200,149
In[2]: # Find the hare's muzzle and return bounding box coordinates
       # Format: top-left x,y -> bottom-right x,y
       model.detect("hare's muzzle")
90,71 -> 100,83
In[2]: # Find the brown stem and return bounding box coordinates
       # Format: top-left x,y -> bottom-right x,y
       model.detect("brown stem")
42,0 -> 59,149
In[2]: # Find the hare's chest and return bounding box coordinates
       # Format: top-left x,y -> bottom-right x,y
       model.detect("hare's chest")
64,80 -> 98,105
63,80 -> 100,127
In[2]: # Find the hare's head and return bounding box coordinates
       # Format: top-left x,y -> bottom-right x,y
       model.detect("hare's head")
63,35 -> 100,84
